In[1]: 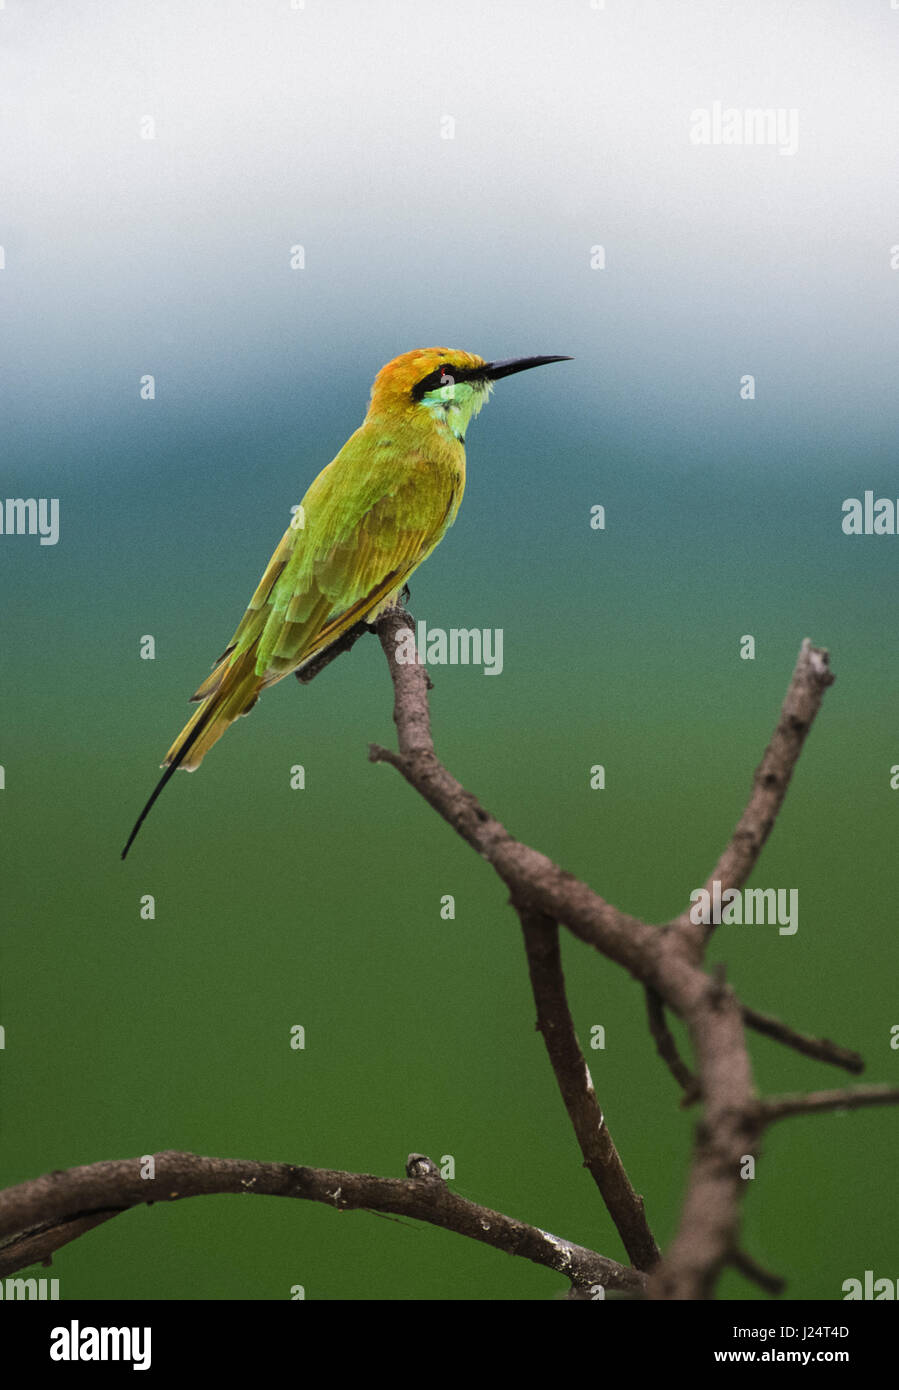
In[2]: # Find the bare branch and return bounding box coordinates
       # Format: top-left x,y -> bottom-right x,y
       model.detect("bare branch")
644,986 -> 699,1100
645,971 -> 758,1300
756,1084 -> 899,1126
729,1248 -> 787,1296
0,1211 -> 122,1276
368,611 -> 843,1300
0,1151 -> 646,1294
6,620 -> 850,1302
742,1005 -> 864,1075
519,909 -> 659,1271
671,640 -> 835,952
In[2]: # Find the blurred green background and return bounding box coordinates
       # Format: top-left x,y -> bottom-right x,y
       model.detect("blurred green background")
1,0 -> 896,1299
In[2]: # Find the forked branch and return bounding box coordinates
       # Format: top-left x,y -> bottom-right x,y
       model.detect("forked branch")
369,612 -> 895,1299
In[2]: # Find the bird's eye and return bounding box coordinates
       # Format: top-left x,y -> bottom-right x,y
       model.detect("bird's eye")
412,367 -> 452,400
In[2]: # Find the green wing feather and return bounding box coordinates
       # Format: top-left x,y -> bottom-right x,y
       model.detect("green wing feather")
172,428 -> 462,768
235,430 -> 459,680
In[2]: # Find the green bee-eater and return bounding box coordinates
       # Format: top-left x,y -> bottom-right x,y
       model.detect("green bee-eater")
122,347 -> 571,857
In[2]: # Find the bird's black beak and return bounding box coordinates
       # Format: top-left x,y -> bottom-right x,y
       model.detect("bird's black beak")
412,354 -> 572,400
482,355 -> 573,381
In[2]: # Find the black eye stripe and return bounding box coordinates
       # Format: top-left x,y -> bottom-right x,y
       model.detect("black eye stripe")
411,364 -> 485,400
411,367 -> 448,399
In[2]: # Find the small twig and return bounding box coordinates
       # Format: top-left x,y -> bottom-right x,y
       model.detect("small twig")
519,909 -> 659,1271
755,1084 -> 899,1127
729,1248 -> 787,1296
742,1006 -> 864,1075
644,986 -> 699,1100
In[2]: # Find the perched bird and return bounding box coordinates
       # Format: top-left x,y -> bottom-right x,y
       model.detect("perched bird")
122,347 -> 571,858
